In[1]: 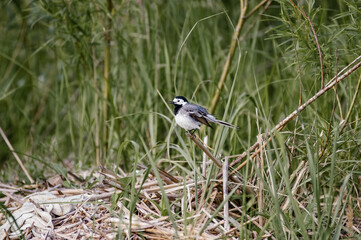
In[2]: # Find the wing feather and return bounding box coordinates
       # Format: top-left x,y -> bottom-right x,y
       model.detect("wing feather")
189,112 -> 213,128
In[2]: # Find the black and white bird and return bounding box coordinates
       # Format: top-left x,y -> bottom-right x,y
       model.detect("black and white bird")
170,96 -> 239,133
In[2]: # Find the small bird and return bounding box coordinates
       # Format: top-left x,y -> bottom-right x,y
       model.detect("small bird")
170,96 -> 239,133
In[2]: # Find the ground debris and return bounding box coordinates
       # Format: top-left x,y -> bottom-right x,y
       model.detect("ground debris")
0,168 -> 229,239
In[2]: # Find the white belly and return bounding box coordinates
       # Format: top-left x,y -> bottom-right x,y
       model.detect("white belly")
175,114 -> 201,131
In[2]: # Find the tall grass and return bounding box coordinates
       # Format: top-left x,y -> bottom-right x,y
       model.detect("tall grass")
1,0 -> 360,238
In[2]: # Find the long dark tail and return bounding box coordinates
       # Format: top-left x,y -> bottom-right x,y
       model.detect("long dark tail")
214,119 -> 239,129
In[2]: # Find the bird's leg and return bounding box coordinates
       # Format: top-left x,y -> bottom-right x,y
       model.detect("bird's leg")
189,129 -> 197,135
186,129 -> 197,136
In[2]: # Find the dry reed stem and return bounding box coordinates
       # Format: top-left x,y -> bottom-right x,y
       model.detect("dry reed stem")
256,134 -> 265,227
186,132 -> 243,186
0,127 -> 34,183
225,55 -> 361,177
186,131 -> 222,168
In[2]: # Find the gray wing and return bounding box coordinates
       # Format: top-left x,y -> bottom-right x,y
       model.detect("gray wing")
182,104 -> 239,129
182,104 -> 216,127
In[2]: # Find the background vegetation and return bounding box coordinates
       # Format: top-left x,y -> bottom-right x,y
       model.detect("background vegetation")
1,0 -> 360,238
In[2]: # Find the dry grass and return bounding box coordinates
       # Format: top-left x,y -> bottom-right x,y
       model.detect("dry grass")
0,167 -> 250,239
1,164 -> 360,239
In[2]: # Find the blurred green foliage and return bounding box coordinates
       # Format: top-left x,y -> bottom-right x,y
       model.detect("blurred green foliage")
0,0 -> 360,178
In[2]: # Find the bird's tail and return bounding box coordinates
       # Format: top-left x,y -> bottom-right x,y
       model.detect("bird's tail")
214,119 -> 240,129
205,115 -> 239,129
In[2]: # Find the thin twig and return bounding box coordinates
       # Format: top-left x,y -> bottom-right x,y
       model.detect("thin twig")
0,127 -> 34,183
245,0 -> 271,19
223,157 -> 230,231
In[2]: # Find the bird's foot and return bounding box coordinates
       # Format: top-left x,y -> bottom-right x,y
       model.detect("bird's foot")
185,129 -> 197,137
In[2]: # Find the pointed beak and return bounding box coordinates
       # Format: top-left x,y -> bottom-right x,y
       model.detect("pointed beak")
169,100 -> 174,104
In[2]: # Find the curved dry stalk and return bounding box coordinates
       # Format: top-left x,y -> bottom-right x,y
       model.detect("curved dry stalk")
210,0 -> 273,113
272,59 -> 361,132
209,0 -> 248,113
224,55 -> 361,177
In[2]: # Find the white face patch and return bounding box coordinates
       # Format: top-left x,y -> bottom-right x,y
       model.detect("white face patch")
173,98 -> 187,106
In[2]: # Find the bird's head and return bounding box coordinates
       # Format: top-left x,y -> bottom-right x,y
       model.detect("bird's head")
170,96 -> 189,106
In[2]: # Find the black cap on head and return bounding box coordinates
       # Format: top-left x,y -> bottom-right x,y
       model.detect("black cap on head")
175,96 -> 188,102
